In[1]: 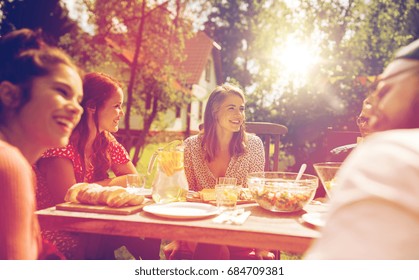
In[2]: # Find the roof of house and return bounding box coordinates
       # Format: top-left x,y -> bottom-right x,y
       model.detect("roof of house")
180,31 -> 222,85
106,31 -> 222,86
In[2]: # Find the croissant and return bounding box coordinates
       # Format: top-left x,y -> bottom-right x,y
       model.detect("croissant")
64,183 -> 144,208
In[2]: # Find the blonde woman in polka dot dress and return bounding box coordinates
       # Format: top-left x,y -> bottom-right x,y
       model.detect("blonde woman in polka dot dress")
34,72 -> 160,259
164,83 -> 275,260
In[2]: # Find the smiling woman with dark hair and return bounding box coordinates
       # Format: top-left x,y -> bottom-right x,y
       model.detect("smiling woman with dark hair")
0,28 -> 83,260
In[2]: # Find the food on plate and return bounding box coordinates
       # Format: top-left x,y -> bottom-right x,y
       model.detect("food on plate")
199,189 -> 216,201
64,183 -> 144,208
198,187 -> 253,202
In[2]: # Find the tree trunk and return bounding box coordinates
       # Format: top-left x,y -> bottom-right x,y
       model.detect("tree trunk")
132,85 -> 160,165
123,0 -> 147,153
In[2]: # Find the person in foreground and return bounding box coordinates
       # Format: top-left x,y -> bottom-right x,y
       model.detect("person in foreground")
305,39 -> 419,259
164,83 -> 275,260
35,72 -> 160,259
0,28 -> 83,259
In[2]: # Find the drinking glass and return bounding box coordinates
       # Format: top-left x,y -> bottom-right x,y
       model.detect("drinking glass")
126,174 -> 146,194
313,162 -> 341,199
218,177 -> 238,185
215,184 -> 239,211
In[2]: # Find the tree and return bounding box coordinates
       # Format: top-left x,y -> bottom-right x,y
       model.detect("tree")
62,0 -> 195,165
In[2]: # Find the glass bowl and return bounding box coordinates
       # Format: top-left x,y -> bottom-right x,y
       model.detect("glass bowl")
247,172 -> 319,212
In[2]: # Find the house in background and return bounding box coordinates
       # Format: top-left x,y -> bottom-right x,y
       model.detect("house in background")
167,31 -> 223,134
106,31 -> 223,136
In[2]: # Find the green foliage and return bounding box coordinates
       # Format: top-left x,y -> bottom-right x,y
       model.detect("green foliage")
59,0 -> 195,164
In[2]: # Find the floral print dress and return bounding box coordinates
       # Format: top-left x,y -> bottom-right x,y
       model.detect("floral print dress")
184,133 -> 265,191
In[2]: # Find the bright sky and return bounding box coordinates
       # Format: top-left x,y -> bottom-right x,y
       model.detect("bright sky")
61,0 -> 77,20
272,34 -> 322,89
61,0 -> 93,34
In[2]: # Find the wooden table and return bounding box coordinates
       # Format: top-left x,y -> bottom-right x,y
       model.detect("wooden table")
36,202 -> 327,255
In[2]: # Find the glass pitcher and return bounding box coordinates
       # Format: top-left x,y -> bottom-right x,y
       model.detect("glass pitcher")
147,140 -> 189,203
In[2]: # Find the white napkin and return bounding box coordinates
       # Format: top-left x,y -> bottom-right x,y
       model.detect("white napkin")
231,211 -> 251,225
213,210 -> 251,225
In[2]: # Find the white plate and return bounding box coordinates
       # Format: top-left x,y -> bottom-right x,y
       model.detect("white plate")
302,212 -> 326,228
143,202 -> 219,219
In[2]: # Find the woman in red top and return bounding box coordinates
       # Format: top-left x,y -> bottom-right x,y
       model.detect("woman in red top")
0,28 -> 83,259
35,72 -> 160,259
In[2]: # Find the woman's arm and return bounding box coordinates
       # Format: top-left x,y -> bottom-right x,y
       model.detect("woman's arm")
37,157 -> 77,204
98,161 -> 138,187
99,139 -> 137,187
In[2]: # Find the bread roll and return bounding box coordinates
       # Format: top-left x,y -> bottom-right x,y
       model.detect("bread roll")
98,186 -> 125,205
107,191 -> 132,208
77,187 -> 102,205
64,183 -> 89,203
127,193 -> 145,206
76,184 -> 102,204
64,183 -> 145,208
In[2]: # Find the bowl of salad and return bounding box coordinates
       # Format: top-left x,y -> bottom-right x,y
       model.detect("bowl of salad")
247,172 -> 319,212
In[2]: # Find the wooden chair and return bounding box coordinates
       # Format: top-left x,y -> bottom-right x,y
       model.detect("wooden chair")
246,122 -> 288,171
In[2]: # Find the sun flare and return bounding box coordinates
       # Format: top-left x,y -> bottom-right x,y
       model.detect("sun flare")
273,36 -> 320,87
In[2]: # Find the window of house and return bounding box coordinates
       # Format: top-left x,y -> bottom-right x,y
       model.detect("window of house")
175,105 -> 181,118
205,59 -> 211,82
